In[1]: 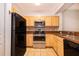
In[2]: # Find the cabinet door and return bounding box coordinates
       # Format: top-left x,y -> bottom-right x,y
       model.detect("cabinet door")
51,35 -> 64,56
24,16 -> 52,26
46,34 -> 52,47
56,36 -> 64,56
57,44 -> 64,56
53,35 -> 58,52
51,16 -> 59,26
24,16 -> 29,26
45,16 -> 52,26
27,34 -> 33,47
51,35 -> 56,48
46,34 -> 50,47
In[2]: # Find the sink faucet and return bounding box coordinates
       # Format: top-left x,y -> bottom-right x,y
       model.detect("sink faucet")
72,32 -> 74,35
72,32 -> 75,40
67,32 -> 70,35
60,31 -> 62,35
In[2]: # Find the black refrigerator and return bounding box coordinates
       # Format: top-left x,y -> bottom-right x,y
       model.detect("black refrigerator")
11,12 -> 26,56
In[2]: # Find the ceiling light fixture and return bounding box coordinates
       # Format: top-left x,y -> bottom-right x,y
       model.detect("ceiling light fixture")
35,3 -> 40,6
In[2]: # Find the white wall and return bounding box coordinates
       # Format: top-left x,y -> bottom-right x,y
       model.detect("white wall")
62,10 -> 79,32
55,13 -> 63,31
0,3 -> 5,56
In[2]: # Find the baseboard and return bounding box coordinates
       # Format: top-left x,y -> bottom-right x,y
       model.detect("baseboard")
45,46 -> 52,48
26,46 -> 33,48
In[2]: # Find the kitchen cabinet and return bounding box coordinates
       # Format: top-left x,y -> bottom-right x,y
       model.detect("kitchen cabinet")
51,16 -> 59,26
44,16 -> 52,26
56,36 -> 64,56
24,16 -> 52,26
51,35 -> 64,56
46,34 -> 52,47
51,35 -> 58,53
24,16 -> 34,26
24,16 -> 59,26
27,34 -> 33,47
23,16 -> 38,26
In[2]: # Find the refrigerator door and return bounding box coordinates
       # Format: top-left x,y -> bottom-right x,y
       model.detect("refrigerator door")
11,13 -> 16,56
11,13 -> 26,56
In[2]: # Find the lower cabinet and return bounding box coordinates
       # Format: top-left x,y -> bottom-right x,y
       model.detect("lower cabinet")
57,37 -> 64,56
51,35 -> 64,56
26,33 -> 64,56
51,35 -> 57,51
27,34 -> 33,47
46,34 -> 52,47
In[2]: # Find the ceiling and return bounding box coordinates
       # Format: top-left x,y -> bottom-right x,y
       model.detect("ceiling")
68,3 -> 79,10
12,3 -> 64,16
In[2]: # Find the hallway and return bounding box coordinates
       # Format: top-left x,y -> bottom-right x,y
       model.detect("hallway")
24,48 -> 57,56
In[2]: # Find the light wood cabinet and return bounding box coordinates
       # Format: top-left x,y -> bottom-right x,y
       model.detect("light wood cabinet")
56,36 -> 64,56
51,35 -> 58,52
26,34 -> 33,47
46,34 -> 52,47
44,16 -> 52,26
24,16 -> 59,26
51,16 -> 59,26
51,35 -> 64,56
24,16 -> 35,26
24,16 -> 52,26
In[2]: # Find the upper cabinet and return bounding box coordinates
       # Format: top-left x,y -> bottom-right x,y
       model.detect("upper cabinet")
24,16 -> 59,26
45,16 -> 52,26
24,16 -> 34,26
51,16 -> 59,26
24,16 -> 52,26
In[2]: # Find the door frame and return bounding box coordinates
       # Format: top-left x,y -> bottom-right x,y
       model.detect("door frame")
4,3 -> 12,56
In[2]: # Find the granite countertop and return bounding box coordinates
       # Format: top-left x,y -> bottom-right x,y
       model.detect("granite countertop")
53,33 -> 79,44
27,26 -> 58,32
63,35 -> 79,44
27,26 -> 79,44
